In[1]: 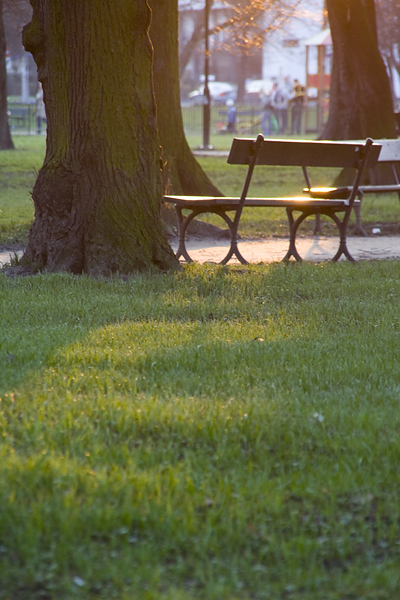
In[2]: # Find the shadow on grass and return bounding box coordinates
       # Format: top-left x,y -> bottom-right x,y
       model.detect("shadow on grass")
1,264 -> 400,598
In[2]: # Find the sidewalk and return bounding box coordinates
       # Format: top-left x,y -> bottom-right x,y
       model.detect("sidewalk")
170,235 -> 400,264
1,235 -> 399,269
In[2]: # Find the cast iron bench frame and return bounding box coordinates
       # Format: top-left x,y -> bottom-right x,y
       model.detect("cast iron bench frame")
164,135 -> 381,264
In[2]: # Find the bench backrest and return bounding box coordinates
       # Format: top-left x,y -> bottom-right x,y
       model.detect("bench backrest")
374,139 -> 400,163
228,137 -> 381,169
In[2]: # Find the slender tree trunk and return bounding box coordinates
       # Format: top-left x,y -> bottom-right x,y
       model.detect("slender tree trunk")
150,0 -> 221,197
236,52 -> 247,104
322,0 -> 397,140
0,0 -> 14,150
179,9 -> 204,78
22,0 -> 178,275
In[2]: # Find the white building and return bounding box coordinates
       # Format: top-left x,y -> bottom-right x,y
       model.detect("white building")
179,0 -> 326,91
261,0 -> 325,84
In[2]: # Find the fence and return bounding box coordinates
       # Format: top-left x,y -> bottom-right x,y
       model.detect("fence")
182,101 -> 324,137
7,103 -> 38,134
6,102 -> 325,136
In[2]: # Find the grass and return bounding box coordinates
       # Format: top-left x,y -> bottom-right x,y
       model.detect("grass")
1,136 -> 400,598
0,136 -> 45,247
1,135 -> 399,249
1,262 -> 400,599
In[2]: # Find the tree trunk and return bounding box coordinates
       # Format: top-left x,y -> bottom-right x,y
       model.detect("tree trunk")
22,0 -> 178,275
322,0 -> 397,140
0,0 -> 14,150
150,0 -> 222,197
179,9 -> 204,78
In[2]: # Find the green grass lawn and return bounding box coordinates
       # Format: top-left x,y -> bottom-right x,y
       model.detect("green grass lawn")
1,136 -> 400,599
1,262 -> 400,599
0,136 -> 45,247
0,135 -> 399,249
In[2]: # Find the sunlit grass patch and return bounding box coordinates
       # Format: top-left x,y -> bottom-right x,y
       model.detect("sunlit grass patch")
1,263 -> 400,597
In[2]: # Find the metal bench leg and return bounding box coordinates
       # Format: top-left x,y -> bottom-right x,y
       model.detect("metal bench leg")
354,192 -> 367,236
282,208 -> 306,262
214,210 -> 249,265
174,206 -> 197,263
173,207 -> 249,265
220,239 -> 249,265
284,209 -> 356,263
329,211 -> 356,262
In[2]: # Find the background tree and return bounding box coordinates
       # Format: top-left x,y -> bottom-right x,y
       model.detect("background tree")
150,0 -> 221,197
3,0 -> 32,56
0,0 -> 14,150
22,0 -> 178,275
322,0 -> 397,140
375,0 -> 400,103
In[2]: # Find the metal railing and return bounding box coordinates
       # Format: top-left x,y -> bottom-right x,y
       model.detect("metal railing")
7,103 -> 38,134
182,102 -> 325,136
6,102 -> 326,136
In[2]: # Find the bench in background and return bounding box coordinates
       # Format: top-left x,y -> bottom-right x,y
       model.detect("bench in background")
164,135 -> 381,264
304,138 -> 400,235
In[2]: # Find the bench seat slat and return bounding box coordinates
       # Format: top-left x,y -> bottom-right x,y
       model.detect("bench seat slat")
164,196 -> 221,207
305,184 -> 400,197
165,195 -> 354,208
360,185 -> 400,193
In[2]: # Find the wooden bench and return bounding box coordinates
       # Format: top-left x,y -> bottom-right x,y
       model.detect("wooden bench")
164,135 -> 381,264
304,138 -> 400,235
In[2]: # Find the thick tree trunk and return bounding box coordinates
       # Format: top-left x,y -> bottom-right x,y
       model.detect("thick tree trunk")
150,0 -> 221,197
322,0 -> 397,140
22,0 -> 178,275
0,0 -> 14,150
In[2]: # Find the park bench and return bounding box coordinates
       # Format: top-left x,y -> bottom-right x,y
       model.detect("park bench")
304,138 -> 400,235
164,135 -> 381,264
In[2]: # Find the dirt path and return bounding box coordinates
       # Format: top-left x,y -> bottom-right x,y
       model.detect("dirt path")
1,235 -> 399,269
170,235 -> 400,264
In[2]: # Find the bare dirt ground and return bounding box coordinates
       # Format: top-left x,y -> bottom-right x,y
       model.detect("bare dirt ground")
1,234 -> 399,270
169,234 -> 400,264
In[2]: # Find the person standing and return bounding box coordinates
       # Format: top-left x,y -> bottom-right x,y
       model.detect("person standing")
289,79 -> 305,135
261,96 -> 274,136
261,83 -> 278,136
226,99 -> 236,133
272,84 -> 289,134
35,83 -> 46,135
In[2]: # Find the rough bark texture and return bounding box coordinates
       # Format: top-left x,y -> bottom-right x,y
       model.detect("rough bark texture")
322,0 -> 397,140
0,0 -> 14,150
150,0 -> 221,197
22,0 -> 179,275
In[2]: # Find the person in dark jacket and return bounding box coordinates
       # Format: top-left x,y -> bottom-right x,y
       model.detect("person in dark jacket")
289,79 -> 305,135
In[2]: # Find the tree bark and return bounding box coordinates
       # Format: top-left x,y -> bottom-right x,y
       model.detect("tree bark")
150,0 -> 221,197
322,0 -> 397,140
22,0 -> 178,275
0,0 -> 14,150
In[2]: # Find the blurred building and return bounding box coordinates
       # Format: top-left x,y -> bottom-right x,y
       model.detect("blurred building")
179,0 -> 326,98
